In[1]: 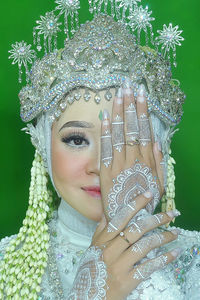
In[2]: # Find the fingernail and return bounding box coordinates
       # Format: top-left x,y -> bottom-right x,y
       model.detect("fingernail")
138,83 -> 146,98
124,88 -> 133,96
123,79 -> 133,95
123,78 -> 132,89
143,190 -> 153,198
170,248 -> 183,258
116,87 -> 123,98
103,109 -> 110,120
167,209 -> 181,218
170,229 -> 181,235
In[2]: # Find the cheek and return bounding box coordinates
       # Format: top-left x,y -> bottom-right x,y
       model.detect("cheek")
52,143 -> 88,185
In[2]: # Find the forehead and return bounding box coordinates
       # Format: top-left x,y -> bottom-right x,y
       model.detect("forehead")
55,88 -> 115,129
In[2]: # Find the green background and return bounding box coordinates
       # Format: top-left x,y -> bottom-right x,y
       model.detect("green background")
0,0 -> 199,239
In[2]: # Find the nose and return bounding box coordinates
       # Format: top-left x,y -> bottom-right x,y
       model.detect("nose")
86,141 -> 101,176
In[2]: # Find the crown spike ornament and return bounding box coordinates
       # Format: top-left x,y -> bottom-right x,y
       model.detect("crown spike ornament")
155,23 -> 184,67
8,41 -> 36,83
114,0 -> 141,21
33,11 -> 62,53
128,5 -> 155,44
55,0 -> 80,38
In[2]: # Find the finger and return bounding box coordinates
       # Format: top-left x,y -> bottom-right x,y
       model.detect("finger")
111,209 -> 181,254
95,191 -> 153,245
111,87 -> 125,170
123,82 -> 140,161
92,214 -> 107,245
136,84 -> 154,160
153,141 -> 165,196
129,248 -> 182,283
100,109 -> 112,169
125,229 -> 180,268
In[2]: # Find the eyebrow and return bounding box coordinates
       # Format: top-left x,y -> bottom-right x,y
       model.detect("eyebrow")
59,121 -> 95,132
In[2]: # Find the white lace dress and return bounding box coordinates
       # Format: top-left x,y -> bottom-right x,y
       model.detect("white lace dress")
1,199 -> 200,300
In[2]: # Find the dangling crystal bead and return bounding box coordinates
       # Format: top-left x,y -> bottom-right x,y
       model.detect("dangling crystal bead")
67,95 -> 75,104
49,114 -> 56,123
54,109 -> 61,118
84,89 -> 91,101
60,102 -> 67,111
105,90 -> 112,101
74,90 -> 81,100
94,94 -> 101,104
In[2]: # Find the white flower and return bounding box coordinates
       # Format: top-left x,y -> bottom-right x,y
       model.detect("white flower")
8,41 -> 35,68
156,23 -> 184,53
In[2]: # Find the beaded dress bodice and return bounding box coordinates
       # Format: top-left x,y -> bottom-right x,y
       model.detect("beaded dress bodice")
1,199 -> 200,300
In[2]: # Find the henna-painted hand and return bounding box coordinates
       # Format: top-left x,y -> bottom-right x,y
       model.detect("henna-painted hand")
69,82 -> 181,300
100,81 -> 164,225
85,81 -> 181,299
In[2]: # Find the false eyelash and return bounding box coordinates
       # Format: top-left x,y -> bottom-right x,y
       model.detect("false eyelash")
61,130 -> 89,148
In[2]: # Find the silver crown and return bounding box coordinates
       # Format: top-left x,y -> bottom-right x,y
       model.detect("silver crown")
8,0 -> 185,125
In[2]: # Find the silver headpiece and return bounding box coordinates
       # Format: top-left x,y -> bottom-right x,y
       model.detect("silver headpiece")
8,0 -> 185,126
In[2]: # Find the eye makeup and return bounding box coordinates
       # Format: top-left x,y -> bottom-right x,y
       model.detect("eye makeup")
61,130 -> 90,149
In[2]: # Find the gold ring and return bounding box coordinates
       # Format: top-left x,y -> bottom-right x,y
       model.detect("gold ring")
119,231 -> 132,246
126,139 -> 140,146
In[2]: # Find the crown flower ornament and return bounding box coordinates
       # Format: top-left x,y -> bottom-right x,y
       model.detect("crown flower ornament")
8,41 -> 35,83
55,0 -> 80,37
33,11 -> 62,53
128,5 -> 155,44
156,23 -> 184,67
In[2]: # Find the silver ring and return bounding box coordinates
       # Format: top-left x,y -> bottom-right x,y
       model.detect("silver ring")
119,231 -> 132,245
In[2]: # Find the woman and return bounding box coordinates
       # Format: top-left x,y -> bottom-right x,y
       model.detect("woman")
1,1 -> 200,299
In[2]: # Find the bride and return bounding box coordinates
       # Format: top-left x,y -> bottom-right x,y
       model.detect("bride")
1,1 -> 200,299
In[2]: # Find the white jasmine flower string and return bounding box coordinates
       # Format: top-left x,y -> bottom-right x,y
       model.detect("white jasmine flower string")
0,151 -> 53,299
161,148 -> 176,227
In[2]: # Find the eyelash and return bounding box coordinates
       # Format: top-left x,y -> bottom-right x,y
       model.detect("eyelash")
61,131 -> 90,149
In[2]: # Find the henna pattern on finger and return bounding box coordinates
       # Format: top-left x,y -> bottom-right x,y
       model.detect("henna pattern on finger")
101,129 -> 112,167
112,114 -> 124,152
107,163 -> 160,224
128,214 -> 163,234
125,103 -> 139,143
133,254 -> 168,280
131,233 -> 164,254
138,113 -> 151,146
107,201 -> 136,232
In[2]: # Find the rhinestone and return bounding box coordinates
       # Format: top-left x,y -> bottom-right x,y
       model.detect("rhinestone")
37,45 -> 42,51
54,110 -> 61,118
68,95 -> 74,104
60,102 -> 67,110
84,90 -> 91,101
105,90 -> 112,101
98,110 -> 103,121
94,94 -> 101,104
74,91 -> 81,100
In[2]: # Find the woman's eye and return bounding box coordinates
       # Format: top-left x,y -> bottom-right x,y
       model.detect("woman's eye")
62,134 -> 89,148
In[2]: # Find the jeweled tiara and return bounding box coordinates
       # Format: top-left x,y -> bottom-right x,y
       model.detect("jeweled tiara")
8,0 -> 185,125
